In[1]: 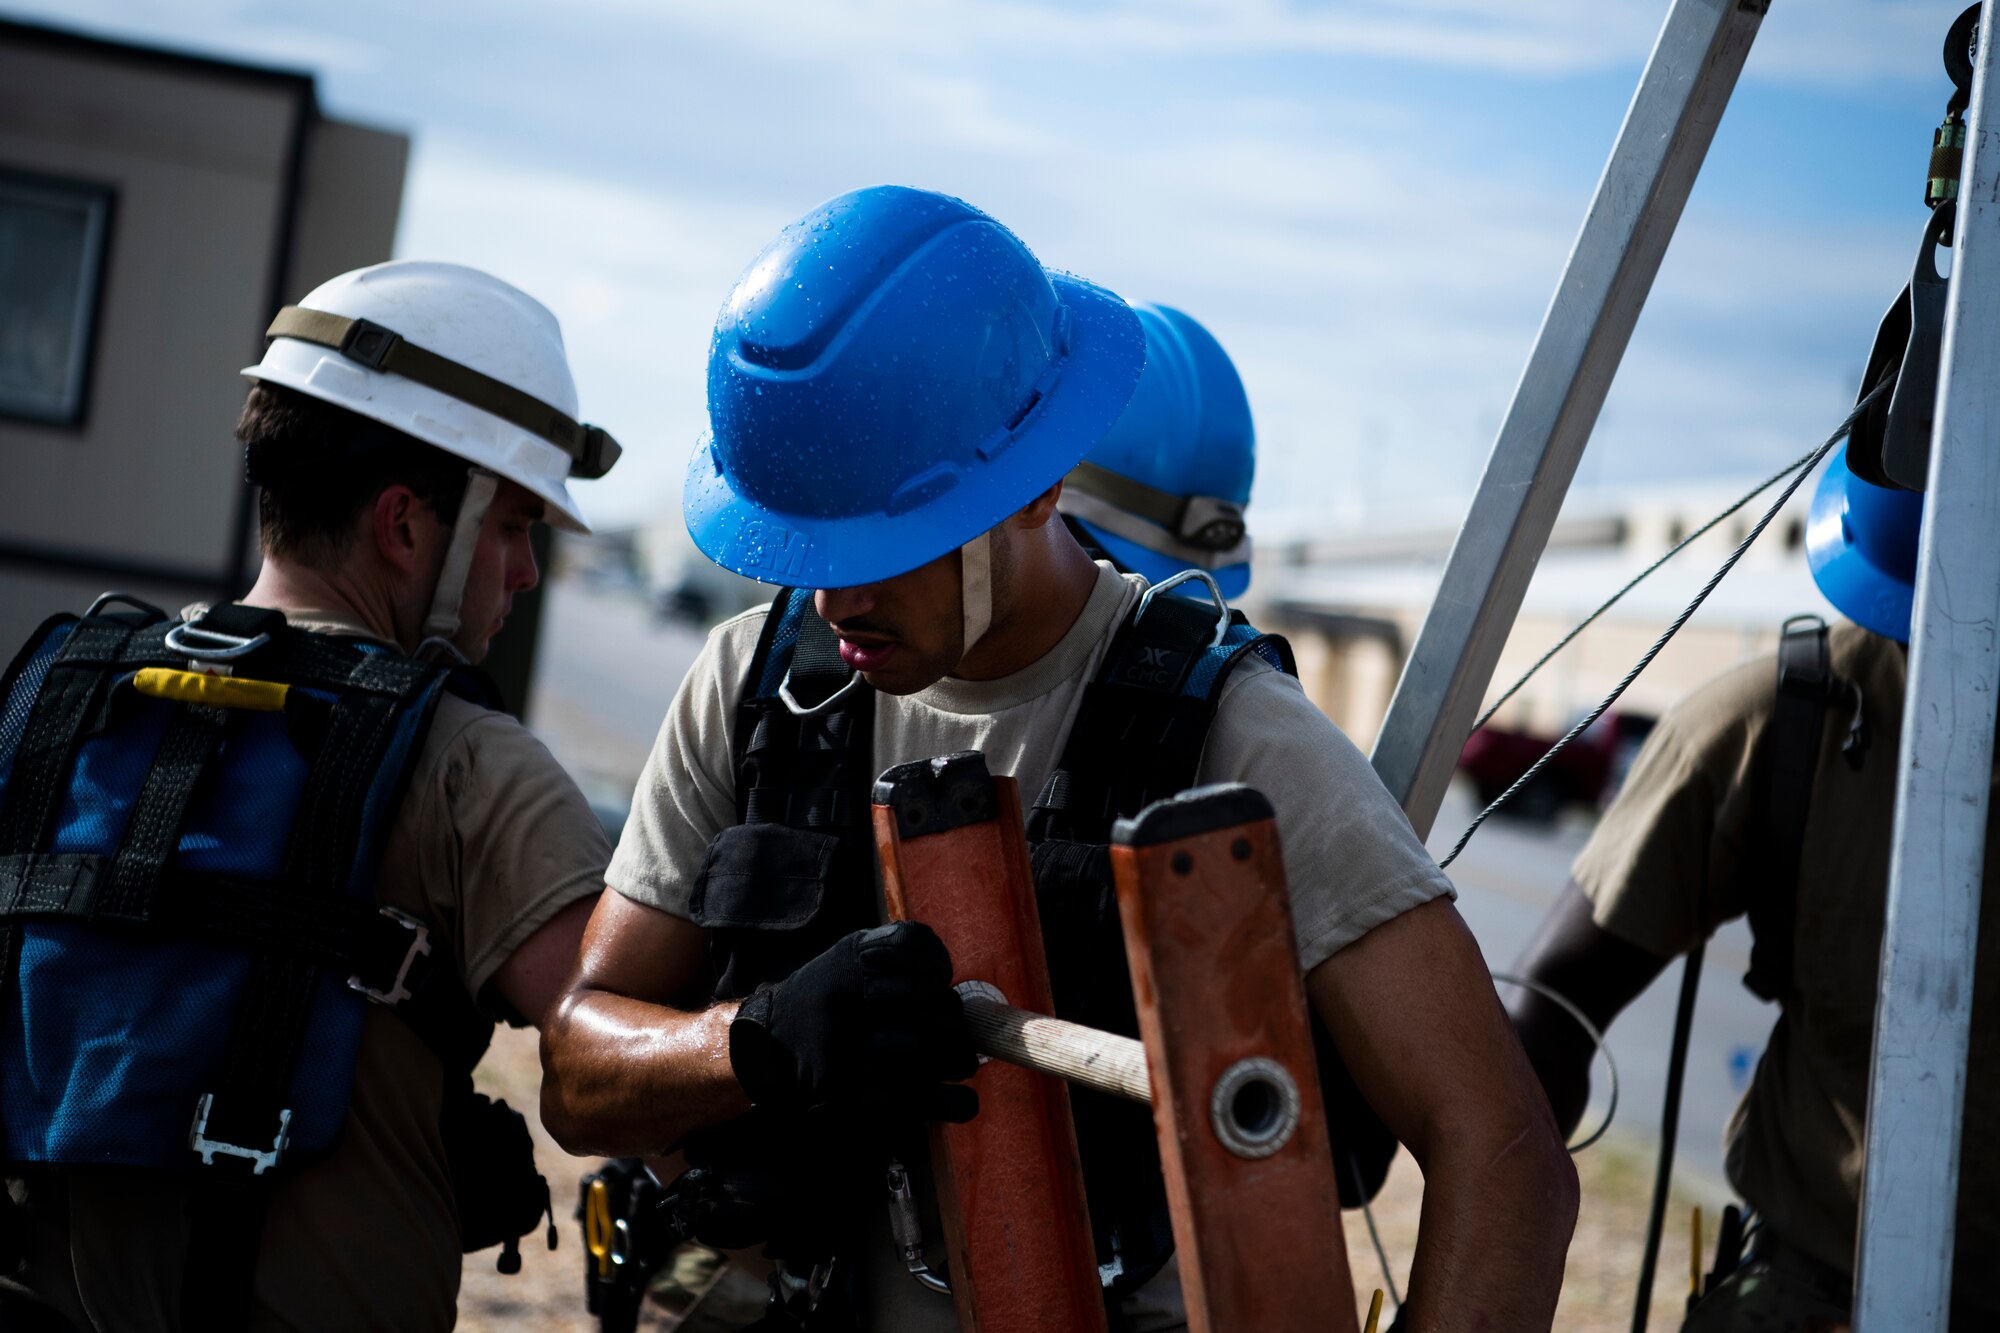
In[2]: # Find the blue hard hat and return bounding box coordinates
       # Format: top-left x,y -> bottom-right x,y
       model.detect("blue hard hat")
1058,304 -> 1255,599
1807,441 -> 1927,642
685,185 -> 1146,589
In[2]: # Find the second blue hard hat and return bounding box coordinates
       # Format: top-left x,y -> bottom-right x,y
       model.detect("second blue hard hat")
1807,441 -> 1927,642
685,185 -> 1146,589
1057,304 -> 1255,598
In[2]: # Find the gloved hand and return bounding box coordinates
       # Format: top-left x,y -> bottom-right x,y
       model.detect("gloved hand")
729,922 -> 979,1123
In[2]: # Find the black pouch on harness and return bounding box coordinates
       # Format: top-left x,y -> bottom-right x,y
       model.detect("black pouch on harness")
691,823 -> 856,1000
442,1075 -> 557,1272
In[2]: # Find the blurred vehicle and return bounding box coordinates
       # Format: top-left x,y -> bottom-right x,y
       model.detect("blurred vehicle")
640,517 -> 769,627
1457,710 -> 1657,823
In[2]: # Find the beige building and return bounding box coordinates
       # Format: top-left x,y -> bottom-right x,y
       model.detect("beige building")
1252,488 -> 1833,753
0,19 -> 406,648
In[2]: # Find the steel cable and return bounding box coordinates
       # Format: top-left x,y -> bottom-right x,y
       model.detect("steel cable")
1437,382 -> 1888,870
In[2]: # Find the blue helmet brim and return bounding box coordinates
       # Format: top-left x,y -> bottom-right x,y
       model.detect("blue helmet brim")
1806,446 -> 1918,642
1078,519 -> 1250,600
683,273 -> 1145,589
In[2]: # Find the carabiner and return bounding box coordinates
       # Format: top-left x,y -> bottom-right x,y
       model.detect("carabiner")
1134,568 -> 1231,649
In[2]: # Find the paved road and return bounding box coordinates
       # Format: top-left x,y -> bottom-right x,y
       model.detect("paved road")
529,577 -> 1769,1186
528,577 -> 709,815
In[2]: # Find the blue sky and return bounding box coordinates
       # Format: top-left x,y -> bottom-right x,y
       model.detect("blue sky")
10,0 -> 1965,534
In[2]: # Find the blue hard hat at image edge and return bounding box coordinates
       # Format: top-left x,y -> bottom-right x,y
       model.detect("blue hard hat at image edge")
685,185 -> 1147,589
1065,303 -> 1256,597
1807,441 -> 1926,642
1083,304 -> 1254,504
1082,523 -> 1251,600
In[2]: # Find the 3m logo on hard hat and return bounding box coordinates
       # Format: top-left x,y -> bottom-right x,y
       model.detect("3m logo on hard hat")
733,521 -> 811,580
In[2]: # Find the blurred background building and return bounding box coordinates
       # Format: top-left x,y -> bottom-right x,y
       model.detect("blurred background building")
0,19 -> 405,656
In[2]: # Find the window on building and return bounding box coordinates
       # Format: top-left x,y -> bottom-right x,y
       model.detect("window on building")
0,168 -> 114,427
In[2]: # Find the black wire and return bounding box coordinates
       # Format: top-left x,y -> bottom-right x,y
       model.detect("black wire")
1473,430 -> 1862,732
1630,942 -> 1706,1333
1437,382 -> 1887,870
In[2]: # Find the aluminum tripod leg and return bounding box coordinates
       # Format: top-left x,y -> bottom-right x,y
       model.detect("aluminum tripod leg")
1854,7 -> 2000,1326
1369,0 -> 1768,839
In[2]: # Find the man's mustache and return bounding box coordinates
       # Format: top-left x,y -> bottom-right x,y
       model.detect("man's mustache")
828,616 -> 897,639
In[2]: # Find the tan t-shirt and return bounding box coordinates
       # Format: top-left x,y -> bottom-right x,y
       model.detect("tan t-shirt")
1573,623 -> 1999,1315
608,564 -> 1454,1329
22,609 -> 610,1332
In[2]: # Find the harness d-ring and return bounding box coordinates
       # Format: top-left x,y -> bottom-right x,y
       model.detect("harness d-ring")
778,664 -> 866,718
163,622 -> 270,662
1134,568 -> 1231,649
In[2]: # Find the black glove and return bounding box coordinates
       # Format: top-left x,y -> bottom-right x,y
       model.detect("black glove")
728,922 -> 979,1123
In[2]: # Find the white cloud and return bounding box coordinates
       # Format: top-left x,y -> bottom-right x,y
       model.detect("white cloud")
396,141 -> 782,529
517,0 -> 1948,85
7,0 -> 1958,539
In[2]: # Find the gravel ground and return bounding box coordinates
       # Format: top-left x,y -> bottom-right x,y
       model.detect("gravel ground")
457,1024 -> 1727,1331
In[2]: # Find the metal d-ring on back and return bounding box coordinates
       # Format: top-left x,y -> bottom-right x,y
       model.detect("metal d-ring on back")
1134,568 -> 1230,649
163,622 -> 271,662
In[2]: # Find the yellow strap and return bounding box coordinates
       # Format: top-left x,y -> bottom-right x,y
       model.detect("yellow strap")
585,1178 -> 613,1278
132,668 -> 289,713
1363,1289 -> 1384,1333
1691,1205 -> 1704,1296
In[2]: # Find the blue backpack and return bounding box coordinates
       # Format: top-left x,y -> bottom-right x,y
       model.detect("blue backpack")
0,597 -> 486,1175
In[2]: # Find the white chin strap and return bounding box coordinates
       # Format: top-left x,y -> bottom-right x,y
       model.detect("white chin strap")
960,529 -> 994,663
415,467 -> 499,665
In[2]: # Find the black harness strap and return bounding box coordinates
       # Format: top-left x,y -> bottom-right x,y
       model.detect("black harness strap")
178,632 -> 446,1332
200,667 -> 430,1152
99,703 -> 229,921
1028,595 -> 1269,844
0,619 -> 139,857
1744,616 -> 1838,1003
786,607 -> 853,712
736,593 -> 874,834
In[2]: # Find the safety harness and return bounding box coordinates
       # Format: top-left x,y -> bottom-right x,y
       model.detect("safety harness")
1742,615 -> 1867,1002
668,583 -> 1395,1319
0,597 -> 550,1324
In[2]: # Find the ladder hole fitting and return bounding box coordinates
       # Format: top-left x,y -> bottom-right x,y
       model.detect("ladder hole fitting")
1171,851 -> 1194,876
1230,837 -> 1252,862
1210,1057 -> 1300,1159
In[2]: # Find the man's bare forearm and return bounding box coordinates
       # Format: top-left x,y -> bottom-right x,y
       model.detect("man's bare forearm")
1401,1114 -> 1578,1330
540,989 -> 751,1156
1306,899 -> 1578,1330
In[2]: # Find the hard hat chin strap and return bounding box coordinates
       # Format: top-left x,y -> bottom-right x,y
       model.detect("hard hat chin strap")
960,530 -> 994,663
415,468 -> 500,665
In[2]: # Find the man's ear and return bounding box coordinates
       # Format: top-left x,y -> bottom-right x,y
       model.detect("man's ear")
1010,480 -> 1064,530
370,485 -> 429,575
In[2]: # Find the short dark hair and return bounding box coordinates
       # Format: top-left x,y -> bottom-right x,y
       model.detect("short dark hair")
238,381 -> 471,569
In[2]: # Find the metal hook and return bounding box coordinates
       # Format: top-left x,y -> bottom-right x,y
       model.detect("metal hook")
778,665 -> 865,718
1134,568 -> 1231,650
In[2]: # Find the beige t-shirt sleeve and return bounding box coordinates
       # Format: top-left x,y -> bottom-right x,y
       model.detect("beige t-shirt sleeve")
605,608 -> 763,918
1197,661 -> 1457,971
398,695 -> 614,1004
1570,660 -> 1767,957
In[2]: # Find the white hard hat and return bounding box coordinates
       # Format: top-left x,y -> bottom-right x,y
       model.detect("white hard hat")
243,260 -> 619,532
